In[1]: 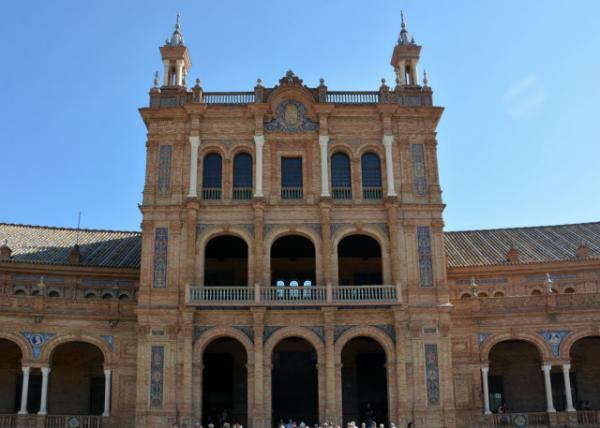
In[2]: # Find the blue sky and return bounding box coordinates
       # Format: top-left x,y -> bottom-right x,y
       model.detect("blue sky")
0,1 -> 598,232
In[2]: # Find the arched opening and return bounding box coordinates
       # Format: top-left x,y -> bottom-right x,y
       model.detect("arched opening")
341,337 -> 388,427
202,153 -> 223,200
0,339 -> 32,414
272,338 -> 318,427
570,336 -> 600,410
478,292 -> 489,298
47,290 -> 60,298
494,291 -> 505,298
460,293 -> 471,300
202,338 -> 248,427
270,235 -> 315,286
85,292 -> 97,299
564,287 -> 575,294
48,342 -> 105,415
488,340 -> 545,413
204,235 -> 248,286
361,153 -> 382,200
338,235 -> 382,285
331,152 -> 352,200
531,289 -> 542,296
233,152 -> 253,200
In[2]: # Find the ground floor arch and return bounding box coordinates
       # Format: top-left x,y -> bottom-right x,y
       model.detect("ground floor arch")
337,234 -> 383,286
202,337 -> 248,427
340,336 -> 388,427
204,235 -> 249,286
0,339 -> 26,413
271,337 -> 319,428
488,340 -> 545,413
570,336 -> 600,410
48,341 -> 106,415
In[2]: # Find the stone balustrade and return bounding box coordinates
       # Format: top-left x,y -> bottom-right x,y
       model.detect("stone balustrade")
186,284 -> 400,307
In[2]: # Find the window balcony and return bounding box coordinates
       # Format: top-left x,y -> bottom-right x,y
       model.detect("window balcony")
186,284 -> 400,307
332,187 -> 352,200
232,187 -> 253,201
280,187 -> 303,200
363,187 -> 383,200
201,188 -> 222,200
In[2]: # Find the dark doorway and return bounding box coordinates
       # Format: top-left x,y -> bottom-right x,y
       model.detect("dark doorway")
0,339 -> 24,413
272,338 -> 318,427
202,338 -> 248,427
338,235 -> 383,285
270,235 -> 316,286
205,235 -> 248,286
342,337 -> 388,427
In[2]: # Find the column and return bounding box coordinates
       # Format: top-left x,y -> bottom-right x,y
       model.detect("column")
382,135 -> 397,197
254,135 -> 265,197
38,367 -> 51,415
541,364 -> 556,412
102,369 -> 112,416
562,363 -> 576,412
397,60 -> 406,86
481,366 -> 491,415
410,62 -> 419,86
163,59 -> 170,86
319,135 -> 330,197
18,366 -> 30,415
176,59 -> 184,86
188,136 -> 200,198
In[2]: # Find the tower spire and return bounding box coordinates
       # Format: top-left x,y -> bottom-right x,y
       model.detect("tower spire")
159,13 -> 192,87
166,12 -> 185,47
391,11 -> 422,87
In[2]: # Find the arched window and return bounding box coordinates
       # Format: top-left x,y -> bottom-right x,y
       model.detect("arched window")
494,291 -> 505,298
233,153 -> 253,200
361,153 -> 382,200
564,287 -> 575,293
202,153 -> 222,200
48,290 -> 60,298
331,152 -> 351,200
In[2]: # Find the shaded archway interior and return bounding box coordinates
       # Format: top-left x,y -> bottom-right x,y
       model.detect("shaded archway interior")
48,341 -> 105,415
341,336 -> 388,427
205,235 -> 248,286
271,337 -> 318,427
338,235 -> 383,285
0,339 -> 30,413
202,338 -> 248,427
570,336 -> 600,410
270,235 -> 316,286
488,340 -> 544,412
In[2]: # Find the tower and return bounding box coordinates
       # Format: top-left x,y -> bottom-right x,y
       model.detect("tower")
390,12 -> 421,87
159,14 -> 192,87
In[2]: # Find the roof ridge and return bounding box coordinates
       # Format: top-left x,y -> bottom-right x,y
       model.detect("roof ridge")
0,222 -> 141,235
444,220 -> 600,234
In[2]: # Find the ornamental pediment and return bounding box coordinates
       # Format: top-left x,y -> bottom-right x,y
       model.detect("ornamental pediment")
264,99 -> 319,132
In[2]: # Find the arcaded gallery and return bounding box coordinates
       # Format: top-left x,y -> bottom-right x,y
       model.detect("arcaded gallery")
1,14 -> 600,428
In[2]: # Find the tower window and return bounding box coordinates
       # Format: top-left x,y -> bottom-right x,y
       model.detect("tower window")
281,157 -> 303,200
361,152 -> 382,200
331,152 -> 352,200
232,153 -> 253,200
202,153 -> 222,200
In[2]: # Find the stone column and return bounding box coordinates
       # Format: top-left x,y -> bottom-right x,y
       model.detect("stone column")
252,309 -> 266,428
254,135 -> 265,197
323,310 -> 336,423
382,135 -> 397,197
38,367 -> 51,415
319,135 -> 330,197
18,366 -> 30,415
102,369 -> 112,416
188,136 -> 200,198
562,363 -> 576,412
410,62 -> 419,86
163,59 -> 170,86
176,59 -> 184,86
541,364 -> 556,413
397,60 -> 406,86
481,366 -> 491,415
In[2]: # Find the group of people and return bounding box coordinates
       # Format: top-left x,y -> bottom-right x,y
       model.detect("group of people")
277,421 -> 416,428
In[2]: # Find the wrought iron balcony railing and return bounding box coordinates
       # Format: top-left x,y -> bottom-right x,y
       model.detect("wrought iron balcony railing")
186,284 -> 400,306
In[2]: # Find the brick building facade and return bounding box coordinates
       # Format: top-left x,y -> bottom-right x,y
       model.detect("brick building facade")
1,15 -> 599,428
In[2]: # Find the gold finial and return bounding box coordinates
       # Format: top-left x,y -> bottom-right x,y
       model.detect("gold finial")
153,71 -> 159,88
423,69 -> 429,87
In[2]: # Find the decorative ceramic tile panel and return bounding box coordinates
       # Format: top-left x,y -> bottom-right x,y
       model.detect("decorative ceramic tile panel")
157,145 -> 173,196
150,346 -> 164,408
21,332 -> 55,360
264,100 -> 319,132
538,330 -> 570,357
477,333 -> 492,349
152,228 -> 168,288
411,144 -> 427,196
417,226 -> 434,288
425,343 -> 440,405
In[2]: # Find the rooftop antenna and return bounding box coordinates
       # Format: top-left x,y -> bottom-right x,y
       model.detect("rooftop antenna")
76,211 -> 81,245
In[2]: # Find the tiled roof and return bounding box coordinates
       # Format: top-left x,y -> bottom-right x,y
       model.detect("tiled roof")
0,223 -> 141,268
444,222 -> 600,268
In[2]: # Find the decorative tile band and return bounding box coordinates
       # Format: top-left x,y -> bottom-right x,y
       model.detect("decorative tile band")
478,333 -> 492,349
101,335 -> 115,350
538,330 -> 570,357
150,346 -> 165,408
152,228 -> 168,288
21,332 -> 55,360
411,143 -> 427,196
425,343 -> 440,406
157,145 -> 173,196
417,226 -> 434,288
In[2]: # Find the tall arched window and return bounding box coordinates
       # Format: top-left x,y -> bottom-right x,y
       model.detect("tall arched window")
202,153 -> 222,200
233,153 -> 253,200
331,152 -> 352,200
361,152 -> 382,199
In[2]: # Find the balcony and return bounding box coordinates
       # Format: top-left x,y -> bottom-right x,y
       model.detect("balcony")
186,284 -> 400,307
0,414 -> 109,428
